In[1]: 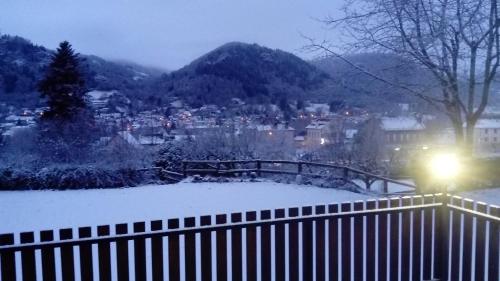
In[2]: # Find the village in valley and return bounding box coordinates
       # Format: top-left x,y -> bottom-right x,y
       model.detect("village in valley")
2,89 -> 500,173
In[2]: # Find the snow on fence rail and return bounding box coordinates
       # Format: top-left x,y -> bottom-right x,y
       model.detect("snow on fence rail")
0,194 -> 498,281
182,159 -> 416,193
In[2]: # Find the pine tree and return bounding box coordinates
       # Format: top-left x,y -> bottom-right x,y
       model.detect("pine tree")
38,41 -> 86,120
37,41 -> 96,163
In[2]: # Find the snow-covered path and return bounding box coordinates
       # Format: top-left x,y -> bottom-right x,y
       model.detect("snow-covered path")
0,181 -> 372,233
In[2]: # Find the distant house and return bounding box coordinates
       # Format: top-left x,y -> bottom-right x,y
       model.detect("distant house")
473,119 -> 500,155
380,117 -> 426,149
305,119 -> 343,150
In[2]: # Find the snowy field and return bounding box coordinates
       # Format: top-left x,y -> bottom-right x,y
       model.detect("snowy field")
0,181 -> 372,234
460,188 -> 500,206
1,180 -> 499,234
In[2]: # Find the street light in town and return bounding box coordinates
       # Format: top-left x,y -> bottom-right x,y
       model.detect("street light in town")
428,153 -> 461,181
428,152 -> 461,281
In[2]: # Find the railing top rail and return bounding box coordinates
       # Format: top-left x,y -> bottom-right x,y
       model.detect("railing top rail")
182,159 -> 417,189
0,202 -> 441,252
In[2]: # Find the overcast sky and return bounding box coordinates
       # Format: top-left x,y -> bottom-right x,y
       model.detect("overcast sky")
0,0 -> 342,70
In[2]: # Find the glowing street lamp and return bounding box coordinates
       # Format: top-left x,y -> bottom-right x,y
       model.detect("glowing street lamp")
427,152 -> 460,281
428,153 -> 461,181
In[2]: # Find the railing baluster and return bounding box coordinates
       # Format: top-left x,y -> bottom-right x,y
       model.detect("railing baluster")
353,201 -> 363,281
200,215 -> 212,281
20,232 -> 36,281
78,227 -> 93,281
97,225 -> 112,281
378,199 -> 388,281
0,233 -> 16,281
315,205 -> 326,281
260,210 -> 272,281
274,209 -> 286,281
150,221 -> 164,281
328,203 -> 339,281
302,206 -> 313,281
288,207 -> 300,281
40,230 -> 56,281
133,222 -> 146,281
183,217 -> 196,281
389,198 -> 400,281
462,199 -> 474,281
245,211 -> 257,281
231,213 -> 243,281
488,206 -> 499,281
449,196 -> 462,281
475,202 -> 488,281
340,202 -> 351,281
59,228 -> 75,281
401,197 -> 412,281
167,219 -> 180,281
115,224 -> 129,281
365,200 -> 376,281
422,195 -> 433,280
411,196 -> 423,281
216,214 -> 228,281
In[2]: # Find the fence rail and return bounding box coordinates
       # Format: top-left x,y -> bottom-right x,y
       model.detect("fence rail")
1,193 -> 498,281
182,159 -> 416,193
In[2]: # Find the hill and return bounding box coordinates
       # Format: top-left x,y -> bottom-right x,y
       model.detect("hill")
311,53 -> 438,111
0,34 -> 164,108
152,42 -> 330,107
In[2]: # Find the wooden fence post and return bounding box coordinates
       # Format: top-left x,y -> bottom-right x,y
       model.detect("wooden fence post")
343,167 -> 348,180
297,162 -> 303,174
256,160 -> 261,177
383,180 -> 389,193
183,161 -> 187,177
216,160 -> 221,176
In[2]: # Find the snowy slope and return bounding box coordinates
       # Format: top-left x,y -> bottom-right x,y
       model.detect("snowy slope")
0,181 -> 372,233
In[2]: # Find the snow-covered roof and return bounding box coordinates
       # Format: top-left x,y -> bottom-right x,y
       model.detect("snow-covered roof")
475,119 -> 500,129
381,117 -> 425,131
2,125 -> 33,137
5,115 -> 34,122
117,131 -> 140,147
251,124 -> 294,131
306,121 -> 328,130
305,103 -> 329,113
345,129 -> 358,139
138,136 -> 166,145
87,90 -> 118,100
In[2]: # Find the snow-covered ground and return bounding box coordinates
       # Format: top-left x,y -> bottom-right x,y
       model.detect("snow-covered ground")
0,181 -> 372,234
459,188 -> 500,206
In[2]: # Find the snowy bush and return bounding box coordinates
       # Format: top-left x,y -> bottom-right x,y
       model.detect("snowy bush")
0,166 -> 147,190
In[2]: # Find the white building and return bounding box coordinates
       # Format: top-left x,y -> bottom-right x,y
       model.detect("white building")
380,117 -> 426,149
474,119 -> 500,155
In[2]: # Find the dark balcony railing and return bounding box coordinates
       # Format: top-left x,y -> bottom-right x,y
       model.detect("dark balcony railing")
0,194 -> 498,281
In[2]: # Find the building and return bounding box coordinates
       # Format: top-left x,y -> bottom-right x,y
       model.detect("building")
380,117 -> 427,149
473,119 -> 500,155
305,118 -> 343,150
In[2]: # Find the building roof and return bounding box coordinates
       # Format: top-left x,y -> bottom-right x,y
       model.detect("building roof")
306,121 -> 328,130
475,119 -> 500,129
380,117 -> 425,131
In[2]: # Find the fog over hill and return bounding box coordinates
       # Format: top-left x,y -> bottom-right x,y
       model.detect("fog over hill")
311,53 -> 439,110
0,34 -> 439,111
0,35 -> 164,108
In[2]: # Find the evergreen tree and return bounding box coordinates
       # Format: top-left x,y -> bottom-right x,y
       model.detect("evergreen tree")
38,41 -> 86,119
37,41 -> 95,163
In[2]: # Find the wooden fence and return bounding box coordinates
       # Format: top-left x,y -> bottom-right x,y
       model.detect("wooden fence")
182,159 -> 416,193
1,193 -> 498,281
